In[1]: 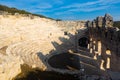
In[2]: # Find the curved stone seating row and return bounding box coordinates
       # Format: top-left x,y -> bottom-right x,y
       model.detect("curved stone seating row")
0,52 -> 23,80
0,37 -> 103,79
45,52 -> 101,75
74,53 -> 99,68
6,39 -> 56,70
0,35 -> 21,49
6,39 -> 98,76
80,61 -> 102,75
78,48 -> 94,57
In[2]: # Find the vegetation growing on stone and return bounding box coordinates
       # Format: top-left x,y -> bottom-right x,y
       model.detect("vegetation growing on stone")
56,19 -> 62,21
114,21 -> 120,29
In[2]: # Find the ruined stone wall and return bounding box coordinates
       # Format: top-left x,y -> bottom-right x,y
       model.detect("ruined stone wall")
57,21 -> 86,30
0,12 -> 119,80
87,14 -> 120,71
56,21 -> 88,52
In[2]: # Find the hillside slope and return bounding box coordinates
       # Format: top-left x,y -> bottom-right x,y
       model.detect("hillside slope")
0,4 -> 53,19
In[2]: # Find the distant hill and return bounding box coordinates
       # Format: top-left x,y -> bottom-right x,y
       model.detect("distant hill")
0,4 -> 54,19
114,21 -> 120,29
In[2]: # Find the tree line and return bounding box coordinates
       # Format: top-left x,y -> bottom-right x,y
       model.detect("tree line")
0,4 -> 54,20
114,21 -> 120,29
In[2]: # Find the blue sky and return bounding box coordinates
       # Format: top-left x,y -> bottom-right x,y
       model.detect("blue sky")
0,0 -> 120,21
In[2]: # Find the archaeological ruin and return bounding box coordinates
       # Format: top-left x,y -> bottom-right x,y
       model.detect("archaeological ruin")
0,12 -> 120,80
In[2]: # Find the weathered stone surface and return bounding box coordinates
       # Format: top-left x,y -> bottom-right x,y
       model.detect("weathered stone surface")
0,54 -> 23,80
87,14 -> 113,28
0,14 -> 87,79
88,14 -> 120,72
87,21 -> 92,27
92,20 -> 96,28
0,13 -> 119,80
104,14 -> 113,27
96,16 -> 103,27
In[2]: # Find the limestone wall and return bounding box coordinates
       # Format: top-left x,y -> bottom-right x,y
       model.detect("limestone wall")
87,14 -> 120,71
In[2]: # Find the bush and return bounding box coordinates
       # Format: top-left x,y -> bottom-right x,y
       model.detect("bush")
113,21 -> 120,29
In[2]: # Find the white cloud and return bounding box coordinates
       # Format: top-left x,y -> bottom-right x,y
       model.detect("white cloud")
54,5 -> 109,16
73,6 -> 109,12
25,3 -> 53,13
52,0 -> 120,15
99,0 -> 120,5
59,0 -> 120,9
54,11 -> 73,15
54,0 -> 63,4
35,3 -> 52,9
60,0 -> 101,9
